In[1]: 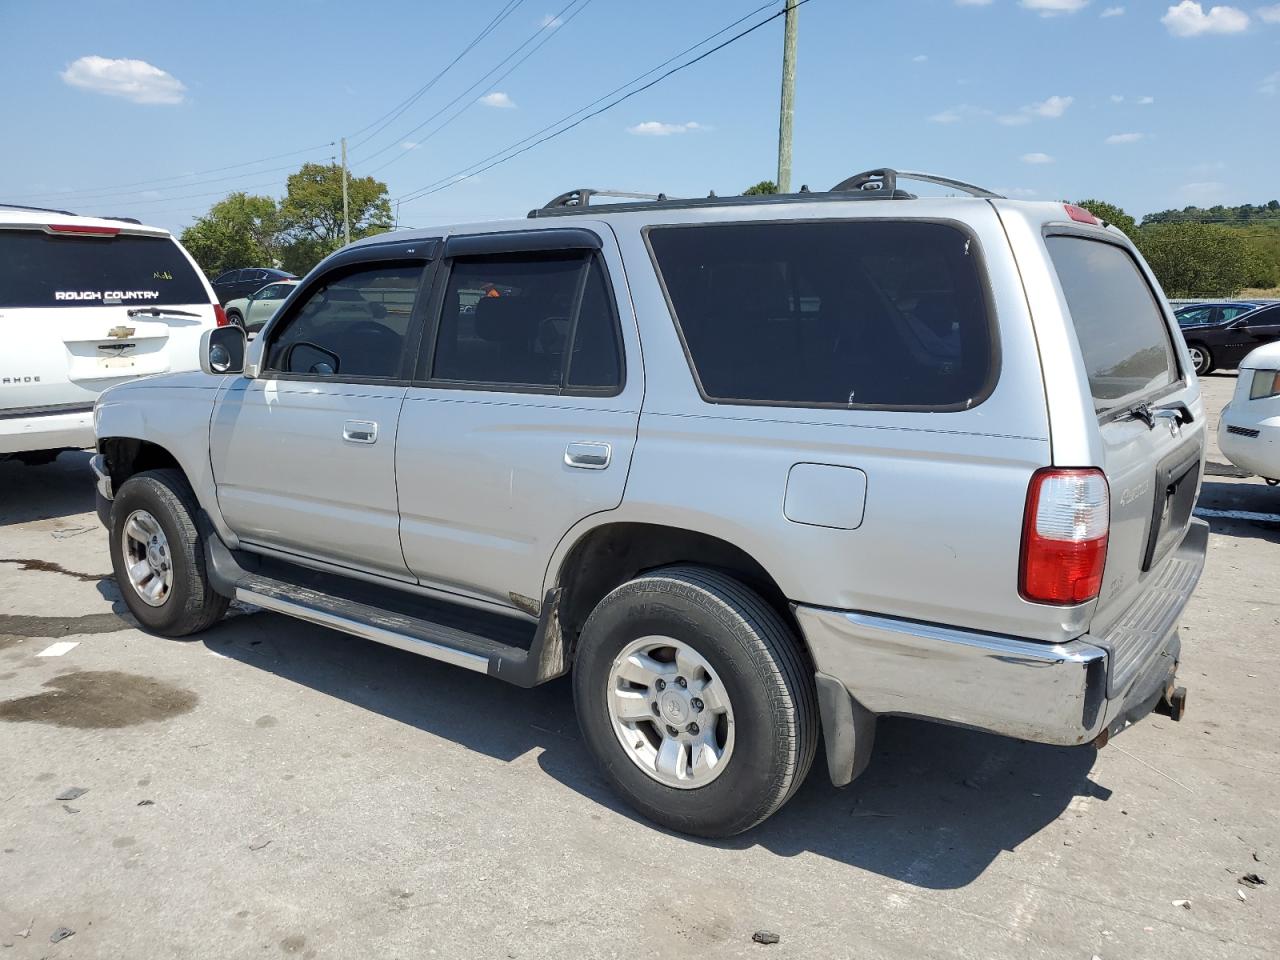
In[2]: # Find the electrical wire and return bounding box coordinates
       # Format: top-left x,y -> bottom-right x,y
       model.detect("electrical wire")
396,0 -> 804,206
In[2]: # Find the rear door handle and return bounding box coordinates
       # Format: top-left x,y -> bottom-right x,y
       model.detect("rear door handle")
343,420 -> 378,444
565,441 -> 611,470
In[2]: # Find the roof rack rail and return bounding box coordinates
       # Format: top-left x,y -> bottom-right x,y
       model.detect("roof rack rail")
0,201 -> 78,216
830,168 -> 1003,199
540,188 -> 677,210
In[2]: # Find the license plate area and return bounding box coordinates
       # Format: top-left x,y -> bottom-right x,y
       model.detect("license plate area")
1142,445 -> 1201,572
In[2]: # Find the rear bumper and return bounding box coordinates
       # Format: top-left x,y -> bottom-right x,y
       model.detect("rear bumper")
0,404 -> 94,455
797,519 -> 1207,784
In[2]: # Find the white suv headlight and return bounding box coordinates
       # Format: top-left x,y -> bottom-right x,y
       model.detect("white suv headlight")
1249,370 -> 1280,401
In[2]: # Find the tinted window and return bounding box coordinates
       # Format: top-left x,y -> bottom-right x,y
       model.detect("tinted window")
430,252 -> 622,393
647,220 -> 994,408
265,264 -> 423,380
1176,306 -> 1213,327
1222,306 -> 1255,321
0,229 -> 207,308
214,269 -> 240,284
256,283 -> 291,300
1046,236 -> 1178,409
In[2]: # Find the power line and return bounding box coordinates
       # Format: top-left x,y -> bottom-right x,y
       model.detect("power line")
397,0 -> 808,206
347,0 -> 528,152
352,0 -> 587,170
362,0 -> 594,178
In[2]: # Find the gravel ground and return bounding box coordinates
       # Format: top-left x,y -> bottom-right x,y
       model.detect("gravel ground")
0,372 -> 1276,960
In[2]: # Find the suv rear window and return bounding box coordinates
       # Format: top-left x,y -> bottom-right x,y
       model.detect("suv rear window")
1046,236 -> 1178,411
0,229 -> 207,308
646,220 -> 995,409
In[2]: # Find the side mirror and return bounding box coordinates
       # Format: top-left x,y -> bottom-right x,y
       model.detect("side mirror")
200,326 -> 247,375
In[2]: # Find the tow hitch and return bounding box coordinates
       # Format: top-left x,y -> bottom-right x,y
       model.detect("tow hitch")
1156,684 -> 1188,722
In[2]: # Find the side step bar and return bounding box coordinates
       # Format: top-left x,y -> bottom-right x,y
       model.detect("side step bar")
203,529 -> 568,688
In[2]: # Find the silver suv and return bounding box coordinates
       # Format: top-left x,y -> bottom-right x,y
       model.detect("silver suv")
92,169 -> 1207,837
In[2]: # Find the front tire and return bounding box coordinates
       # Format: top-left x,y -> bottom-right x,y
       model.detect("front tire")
1188,342 -> 1213,376
226,310 -> 244,330
573,566 -> 818,838
109,469 -> 229,636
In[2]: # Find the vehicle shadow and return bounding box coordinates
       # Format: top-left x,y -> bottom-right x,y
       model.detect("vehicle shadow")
1196,478 -> 1280,545
0,450 -> 97,527
204,610 -> 1108,890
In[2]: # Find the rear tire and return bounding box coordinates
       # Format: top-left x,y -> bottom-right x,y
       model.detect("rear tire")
109,469 -> 228,637
573,565 -> 818,838
1188,343 -> 1213,376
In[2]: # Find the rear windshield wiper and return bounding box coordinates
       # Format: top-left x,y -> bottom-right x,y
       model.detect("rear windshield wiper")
1124,401 -> 1194,430
126,306 -> 201,318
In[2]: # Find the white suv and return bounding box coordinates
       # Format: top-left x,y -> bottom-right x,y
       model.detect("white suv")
0,205 -> 224,461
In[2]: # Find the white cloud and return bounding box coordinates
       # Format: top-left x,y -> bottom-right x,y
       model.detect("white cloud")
539,12 -> 563,28
1161,2 -> 1250,36
626,120 -> 702,136
1137,95 -> 1155,104
929,106 -> 968,123
478,91 -> 516,109
401,141 -> 420,150
1022,152 -> 1055,164
1106,131 -> 1145,143
60,55 -> 186,105
913,54 -> 929,62
1020,0 -> 1091,15
1179,180 -> 1226,199
1101,5 -> 1125,15
999,94 -> 1074,124
1262,70 -> 1280,94
1257,4 -> 1280,23
1110,93 -> 1125,102
955,0 -> 994,6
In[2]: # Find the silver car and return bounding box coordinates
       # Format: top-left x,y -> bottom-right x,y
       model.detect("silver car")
91,170 -> 1207,837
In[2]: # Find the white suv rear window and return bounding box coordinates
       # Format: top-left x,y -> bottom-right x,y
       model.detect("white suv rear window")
1046,236 -> 1178,410
0,230 -> 207,308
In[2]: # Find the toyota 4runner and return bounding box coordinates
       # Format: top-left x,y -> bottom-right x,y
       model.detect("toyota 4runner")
92,170 -> 1207,837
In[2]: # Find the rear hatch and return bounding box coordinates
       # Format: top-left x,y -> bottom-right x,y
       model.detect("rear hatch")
1045,231 -> 1205,680
0,221 -> 216,413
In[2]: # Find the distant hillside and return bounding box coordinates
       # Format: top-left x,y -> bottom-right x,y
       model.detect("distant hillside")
1143,201 -> 1280,225
1141,202 -> 1280,290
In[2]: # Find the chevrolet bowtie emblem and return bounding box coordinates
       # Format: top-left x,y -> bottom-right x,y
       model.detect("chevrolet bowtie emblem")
107,325 -> 136,340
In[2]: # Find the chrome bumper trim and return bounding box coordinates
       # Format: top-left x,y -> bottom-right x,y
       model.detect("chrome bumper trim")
89,453 -> 113,500
796,606 -> 1109,747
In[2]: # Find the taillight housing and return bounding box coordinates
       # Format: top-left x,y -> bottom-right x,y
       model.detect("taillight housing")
1020,468 -> 1110,605
1064,204 -> 1101,226
214,304 -> 229,327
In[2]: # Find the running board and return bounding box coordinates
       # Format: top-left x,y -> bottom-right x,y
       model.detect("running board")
202,529 -> 567,687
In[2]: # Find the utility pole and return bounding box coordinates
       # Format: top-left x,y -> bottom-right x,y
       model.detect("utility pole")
340,136 -> 351,247
776,1 -> 799,194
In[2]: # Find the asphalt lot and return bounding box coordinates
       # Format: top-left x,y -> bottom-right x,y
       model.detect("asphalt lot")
1,373 -> 1277,960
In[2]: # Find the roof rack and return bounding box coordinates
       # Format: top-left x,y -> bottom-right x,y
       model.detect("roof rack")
528,168 -> 1004,219
0,202 -> 78,216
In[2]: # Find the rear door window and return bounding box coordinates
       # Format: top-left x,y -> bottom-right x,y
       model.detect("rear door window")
0,229 -> 207,308
1045,236 -> 1179,412
646,220 -> 995,409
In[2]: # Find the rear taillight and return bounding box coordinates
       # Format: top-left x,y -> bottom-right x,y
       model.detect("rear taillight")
214,304 -> 229,327
1020,468 -> 1109,605
1063,204 -> 1101,226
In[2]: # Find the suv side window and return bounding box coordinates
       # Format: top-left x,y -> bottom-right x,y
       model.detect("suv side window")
647,220 -> 995,409
427,251 -> 623,394
264,263 -> 424,380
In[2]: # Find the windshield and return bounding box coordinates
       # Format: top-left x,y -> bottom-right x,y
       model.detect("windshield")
0,229 -> 207,308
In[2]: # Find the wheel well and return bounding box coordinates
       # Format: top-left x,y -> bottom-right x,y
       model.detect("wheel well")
554,522 -> 797,652
100,438 -> 181,490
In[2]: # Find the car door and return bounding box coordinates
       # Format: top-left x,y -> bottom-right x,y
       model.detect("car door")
1221,306 -> 1280,368
396,226 -> 641,611
244,282 -> 290,332
210,247 -> 432,578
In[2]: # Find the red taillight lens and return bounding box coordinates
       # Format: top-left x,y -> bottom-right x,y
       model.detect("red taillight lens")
1064,204 -> 1101,226
214,304 -> 229,327
1020,468 -> 1110,605
45,223 -> 121,236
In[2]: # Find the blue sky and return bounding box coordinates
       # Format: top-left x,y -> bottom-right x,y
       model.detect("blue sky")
2,0 -> 1278,233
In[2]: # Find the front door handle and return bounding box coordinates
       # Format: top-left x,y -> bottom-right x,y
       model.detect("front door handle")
343,420 -> 378,444
565,441 -> 611,470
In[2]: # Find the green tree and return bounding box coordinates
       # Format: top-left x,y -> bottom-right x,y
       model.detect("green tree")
1073,199 -> 1137,238
1134,222 -> 1250,298
278,162 -> 393,274
179,192 -> 280,277
743,180 -> 778,195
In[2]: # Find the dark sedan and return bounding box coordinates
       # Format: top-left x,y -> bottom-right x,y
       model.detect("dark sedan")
1178,302 -> 1280,375
210,267 -> 295,305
